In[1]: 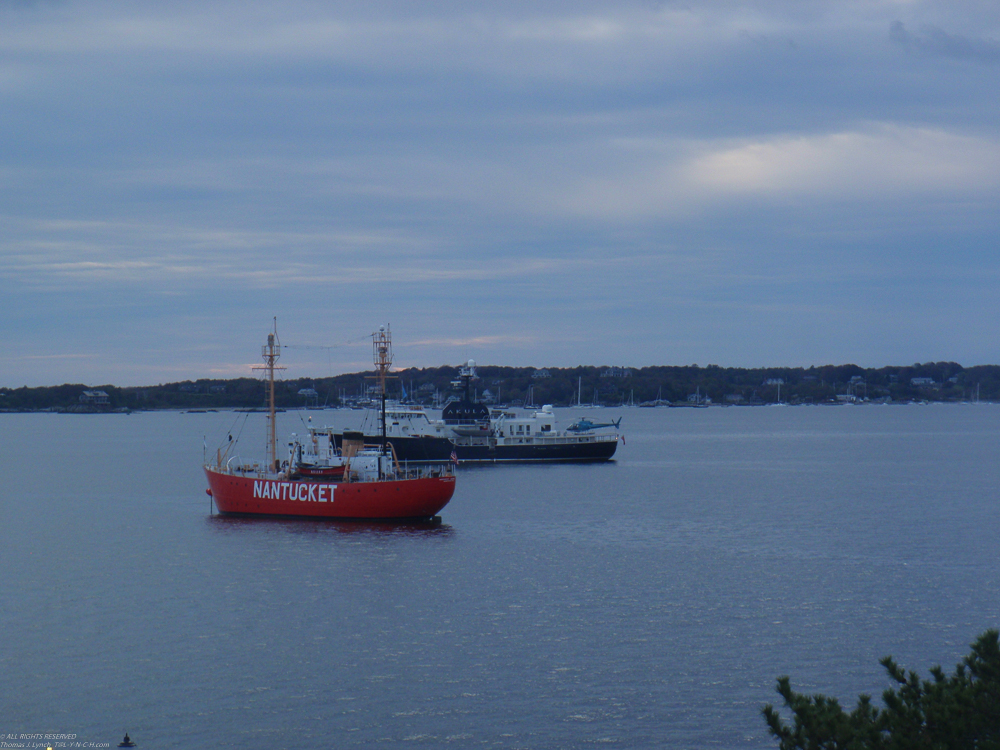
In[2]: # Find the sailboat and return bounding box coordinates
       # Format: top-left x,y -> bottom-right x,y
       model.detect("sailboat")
524,385 -> 538,410
575,376 -> 596,408
640,386 -> 664,408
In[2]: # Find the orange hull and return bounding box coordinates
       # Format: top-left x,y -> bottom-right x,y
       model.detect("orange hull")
205,467 -> 455,520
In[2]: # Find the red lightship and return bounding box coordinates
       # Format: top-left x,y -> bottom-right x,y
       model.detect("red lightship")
204,322 -> 456,520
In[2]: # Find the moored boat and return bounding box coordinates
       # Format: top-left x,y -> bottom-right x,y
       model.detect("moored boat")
324,360 -> 486,462
204,322 -> 456,520
442,361 -> 621,463
452,404 -> 620,463
307,358 -> 622,465
205,462 -> 455,520
325,408 -> 455,463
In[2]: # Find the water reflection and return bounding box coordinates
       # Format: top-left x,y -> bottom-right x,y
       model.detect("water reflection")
456,459 -> 618,470
205,513 -> 455,539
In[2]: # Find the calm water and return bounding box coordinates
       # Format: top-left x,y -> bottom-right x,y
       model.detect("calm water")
2,405 -> 998,749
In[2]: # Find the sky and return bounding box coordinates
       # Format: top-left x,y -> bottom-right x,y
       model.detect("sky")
2,0 -> 998,387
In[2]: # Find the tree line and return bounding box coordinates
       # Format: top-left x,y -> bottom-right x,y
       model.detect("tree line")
2,361 -> 998,412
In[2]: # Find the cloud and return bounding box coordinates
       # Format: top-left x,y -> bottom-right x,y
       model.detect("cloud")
685,125 -> 1000,196
0,213 -> 630,294
0,1 -> 807,89
2,1 -> 1000,385
551,124 -> 1000,219
405,335 -> 540,349
890,20 -> 1000,64
18,353 -> 100,360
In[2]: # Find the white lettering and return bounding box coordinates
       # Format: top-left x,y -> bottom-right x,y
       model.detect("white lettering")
253,480 -> 262,498
308,484 -> 317,502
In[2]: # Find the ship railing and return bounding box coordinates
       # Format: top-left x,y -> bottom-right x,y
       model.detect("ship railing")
374,461 -> 456,483
212,455 -> 455,482
213,458 -> 277,478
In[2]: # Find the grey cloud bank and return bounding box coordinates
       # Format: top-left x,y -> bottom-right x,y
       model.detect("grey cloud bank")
1,1 -> 998,386
890,20 -> 1000,63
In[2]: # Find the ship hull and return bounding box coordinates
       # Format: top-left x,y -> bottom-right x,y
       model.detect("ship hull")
331,433 -> 453,463
453,437 -> 618,463
205,467 -> 455,520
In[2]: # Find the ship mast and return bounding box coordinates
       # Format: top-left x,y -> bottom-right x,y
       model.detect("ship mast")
372,325 -> 393,453
253,318 -> 285,472
368,325 -> 395,480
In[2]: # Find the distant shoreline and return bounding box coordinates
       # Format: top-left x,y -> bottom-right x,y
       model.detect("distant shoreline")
1,399 -> 995,416
1,362 -> 996,412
